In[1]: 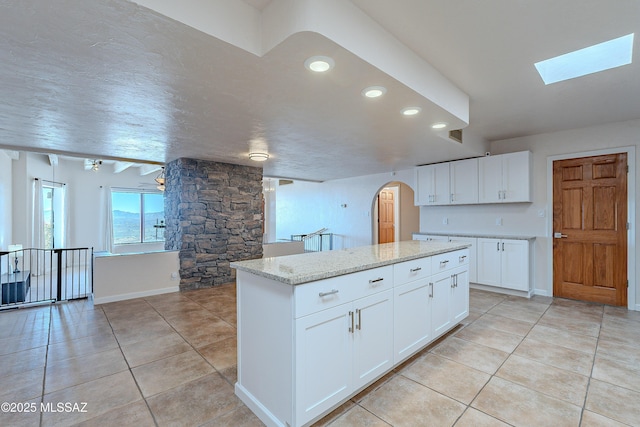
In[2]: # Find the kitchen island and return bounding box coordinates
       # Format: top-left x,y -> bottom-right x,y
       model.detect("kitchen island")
231,240 -> 470,427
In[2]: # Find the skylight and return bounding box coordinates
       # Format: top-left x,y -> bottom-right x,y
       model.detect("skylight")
535,33 -> 634,85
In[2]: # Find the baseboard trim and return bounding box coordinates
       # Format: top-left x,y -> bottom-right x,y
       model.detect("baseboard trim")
93,286 -> 180,305
470,283 -> 531,298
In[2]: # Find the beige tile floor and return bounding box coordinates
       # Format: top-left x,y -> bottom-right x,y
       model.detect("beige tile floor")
1,285 -> 639,426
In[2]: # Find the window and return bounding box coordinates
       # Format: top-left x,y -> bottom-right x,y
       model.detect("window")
535,33 -> 634,85
111,191 -> 165,245
42,183 -> 66,249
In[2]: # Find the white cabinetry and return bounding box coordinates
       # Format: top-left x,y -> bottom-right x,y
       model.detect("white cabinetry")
447,236 -> 477,283
393,257 -> 432,364
477,238 -> 529,291
415,163 -> 450,205
295,289 -> 393,424
478,151 -> 532,203
413,234 -> 449,243
430,250 -> 470,339
449,158 -> 479,205
235,247 -> 470,427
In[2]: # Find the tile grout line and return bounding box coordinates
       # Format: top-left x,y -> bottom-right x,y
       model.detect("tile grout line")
139,292 -> 243,423
578,304 -> 604,427
102,301 -> 160,427
39,304 -> 53,427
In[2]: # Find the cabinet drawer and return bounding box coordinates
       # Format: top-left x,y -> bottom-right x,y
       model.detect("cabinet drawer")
393,257 -> 431,286
294,266 -> 393,318
432,249 -> 469,274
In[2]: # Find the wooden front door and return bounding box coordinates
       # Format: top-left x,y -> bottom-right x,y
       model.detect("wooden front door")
553,153 -> 627,306
378,189 -> 395,244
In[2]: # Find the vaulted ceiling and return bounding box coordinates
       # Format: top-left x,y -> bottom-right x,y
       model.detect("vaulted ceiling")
1,0 -> 639,181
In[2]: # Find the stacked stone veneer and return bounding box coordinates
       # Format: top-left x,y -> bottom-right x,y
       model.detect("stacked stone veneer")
164,158 -> 263,290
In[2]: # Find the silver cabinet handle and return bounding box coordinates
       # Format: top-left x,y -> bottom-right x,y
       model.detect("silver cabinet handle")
454,274 -> 458,288
497,242 -> 500,251
429,282 -> 433,298
451,275 -> 455,288
369,277 -> 384,284
459,255 -> 467,262
502,242 -> 505,251
450,193 -> 454,202
440,260 -> 449,267
319,289 -> 339,297
410,267 -> 422,273
349,311 -> 354,333
356,308 -> 362,330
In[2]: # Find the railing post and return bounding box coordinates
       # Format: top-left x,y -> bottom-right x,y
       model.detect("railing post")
55,249 -> 62,301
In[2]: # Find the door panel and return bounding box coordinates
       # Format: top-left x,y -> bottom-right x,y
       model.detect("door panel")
553,153 -> 627,306
378,189 -> 395,244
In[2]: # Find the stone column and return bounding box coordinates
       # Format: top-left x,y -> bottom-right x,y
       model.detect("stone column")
164,158 -> 263,290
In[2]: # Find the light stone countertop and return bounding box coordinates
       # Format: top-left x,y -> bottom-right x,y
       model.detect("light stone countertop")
231,240 -> 470,285
413,232 -> 536,241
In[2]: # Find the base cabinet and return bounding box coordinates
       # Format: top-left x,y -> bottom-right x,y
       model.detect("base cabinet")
237,248 -> 469,427
295,304 -> 352,424
393,279 -> 432,363
477,238 -> 530,291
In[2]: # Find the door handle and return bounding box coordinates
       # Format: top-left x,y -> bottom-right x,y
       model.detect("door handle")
553,232 -> 568,238
429,282 -> 433,298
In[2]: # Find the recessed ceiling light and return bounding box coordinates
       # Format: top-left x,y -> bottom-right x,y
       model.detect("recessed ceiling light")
304,56 -> 335,73
431,122 -> 448,129
535,33 -> 634,85
362,86 -> 386,98
249,152 -> 269,162
401,107 -> 421,116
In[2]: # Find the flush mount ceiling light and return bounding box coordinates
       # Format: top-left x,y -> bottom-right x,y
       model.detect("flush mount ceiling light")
362,86 -> 387,98
535,33 -> 634,85
249,152 -> 269,162
401,107 -> 421,116
304,56 -> 335,73
431,122 -> 448,130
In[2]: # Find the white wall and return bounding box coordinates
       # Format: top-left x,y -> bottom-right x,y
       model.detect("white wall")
275,169 -> 415,249
11,153 -> 161,253
0,151 -> 12,249
419,119 -> 640,309
93,250 -> 180,304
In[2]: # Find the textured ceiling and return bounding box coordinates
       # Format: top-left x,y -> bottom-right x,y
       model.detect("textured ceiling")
1,0 -> 639,181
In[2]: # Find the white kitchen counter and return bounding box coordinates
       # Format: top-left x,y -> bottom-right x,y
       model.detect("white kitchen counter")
231,240 -> 469,285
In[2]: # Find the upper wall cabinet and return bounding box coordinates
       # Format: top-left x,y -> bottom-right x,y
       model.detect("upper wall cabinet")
478,151 -> 532,203
449,158 -> 479,205
415,151 -> 531,206
415,163 -> 450,206
415,158 -> 479,206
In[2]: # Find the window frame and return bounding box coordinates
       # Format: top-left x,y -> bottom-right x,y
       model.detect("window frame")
111,189 -> 165,245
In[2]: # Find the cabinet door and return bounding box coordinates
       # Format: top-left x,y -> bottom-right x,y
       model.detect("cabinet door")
477,238 -> 502,286
353,289 -> 394,389
295,304 -> 352,425
431,271 -> 452,338
503,151 -> 532,202
433,163 -> 450,205
501,239 -> 529,291
448,237 -> 477,283
394,279 -> 431,364
415,165 -> 435,205
450,267 -> 469,324
450,158 -> 479,205
478,155 -> 503,203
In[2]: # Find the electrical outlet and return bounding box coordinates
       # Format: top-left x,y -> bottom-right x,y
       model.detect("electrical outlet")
442,217 -> 448,225
496,217 -> 503,226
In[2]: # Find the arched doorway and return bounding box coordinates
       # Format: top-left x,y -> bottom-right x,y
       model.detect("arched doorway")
373,182 -> 419,244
